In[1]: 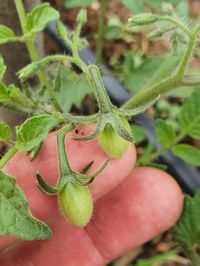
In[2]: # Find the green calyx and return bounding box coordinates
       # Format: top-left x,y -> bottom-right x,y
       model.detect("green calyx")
72,65 -> 158,159
35,124 -> 109,227
36,124 -> 109,195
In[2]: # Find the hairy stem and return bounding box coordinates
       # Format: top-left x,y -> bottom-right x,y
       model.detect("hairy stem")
0,146 -> 18,169
160,16 -> 191,37
14,0 -> 63,112
96,0 -> 107,64
180,243 -> 200,266
57,124 -> 74,177
138,129 -> 187,166
122,25 -> 200,110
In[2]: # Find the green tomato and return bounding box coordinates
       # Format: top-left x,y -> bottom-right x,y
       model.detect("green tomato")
98,117 -> 131,159
57,182 -> 93,227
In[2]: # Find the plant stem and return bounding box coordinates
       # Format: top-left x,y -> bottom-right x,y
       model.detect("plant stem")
0,146 -> 18,169
180,243 -> 200,266
96,0 -> 107,64
57,124 -> 74,177
0,102 -> 35,115
14,0 -> 63,113
122,23 -> 200,110
160,16 -> 191,37
122,75 -> 179,109
180,80 -> 200,87
139,129 -> 187,165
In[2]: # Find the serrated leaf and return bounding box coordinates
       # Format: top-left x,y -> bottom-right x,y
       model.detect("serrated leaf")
0,25 -> 15,44
0,56 -> 6,81
174,189 -> 200,245
26,3 -> 59,34
155,119 -> 176,148
0,83 -> 27,107
54,66 -> 90,112
64,0 -> 95,8
0,170 -> 52,240
172,144 -> 200,166
0,123 -> 11,143
16,115 -> 57,152
179,90 -> 200,140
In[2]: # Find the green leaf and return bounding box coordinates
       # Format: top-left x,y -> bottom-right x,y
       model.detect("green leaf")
0,25 -> 15,44
179,90 -> 200,140
104,26 -> 121,40
104,16 -> 122,40
134,249 -> 178,266
16,115 -> 57,152
136,143 -> 154,166
155,119 -> 176,148
0,123 -> 11,143
0,170 -> 52,240
26,3 -> 60,34
172,144 -> 200,166
64,0 -> 95,8
0,56 -> 6,81
124,56 -> 162,94
124,55 -> 180,94
0,83 -> 27,108
0,82 -> 9,102
131,125 -> 145,144
174,189 -> 200,245
54,66 -> 90,112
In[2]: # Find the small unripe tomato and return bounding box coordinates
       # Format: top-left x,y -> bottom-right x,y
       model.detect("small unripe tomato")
57,182 -> 93,227
98,117 -> 131,159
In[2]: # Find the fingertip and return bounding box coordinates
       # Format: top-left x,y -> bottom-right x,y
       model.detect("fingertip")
130,167 -> 184,228
86,167 -> 184,262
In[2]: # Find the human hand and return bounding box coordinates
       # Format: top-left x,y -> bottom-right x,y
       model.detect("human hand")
0,125 -> 183,266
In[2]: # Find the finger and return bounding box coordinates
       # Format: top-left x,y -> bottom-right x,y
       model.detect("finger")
0,124 -> 136,249
0,167 -> 183,266
86,167 -> 183,262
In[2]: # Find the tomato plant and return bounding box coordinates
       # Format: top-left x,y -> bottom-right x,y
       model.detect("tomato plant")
0,1 -> 200,265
